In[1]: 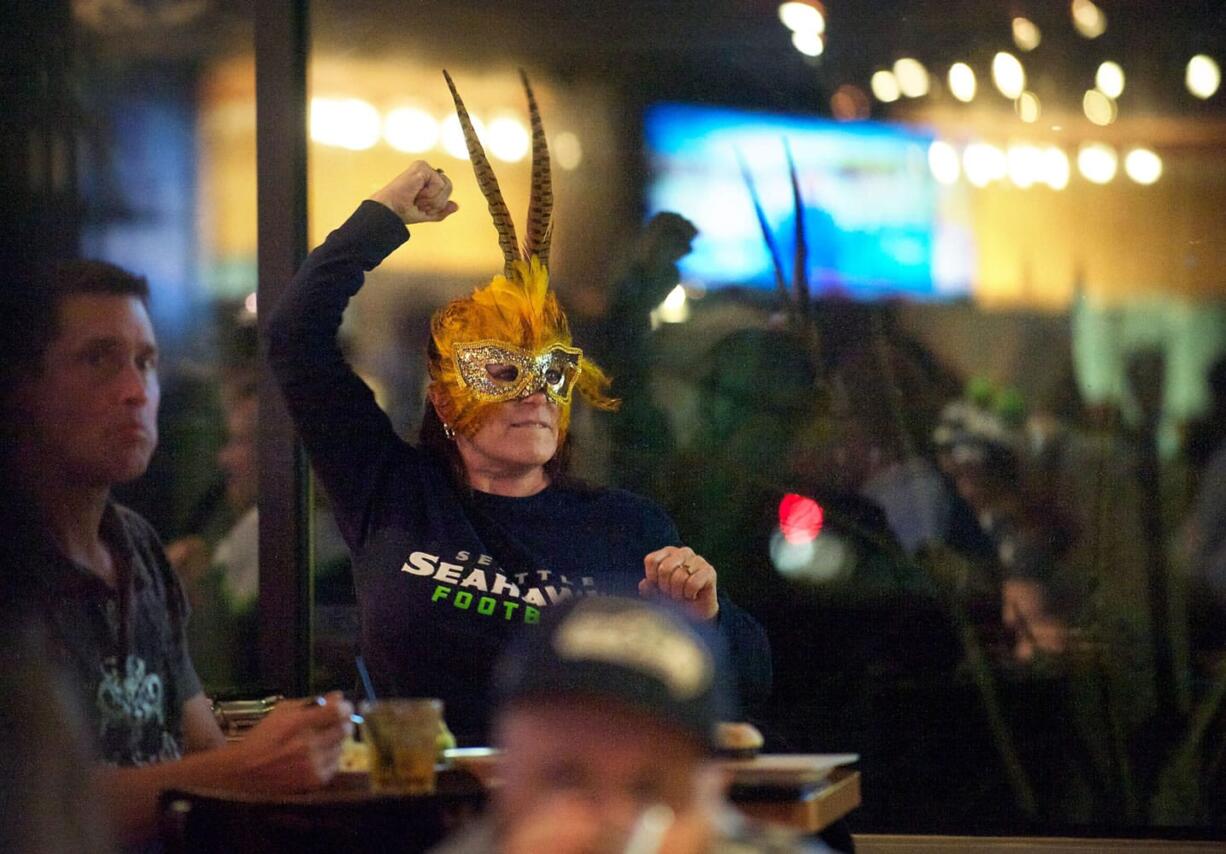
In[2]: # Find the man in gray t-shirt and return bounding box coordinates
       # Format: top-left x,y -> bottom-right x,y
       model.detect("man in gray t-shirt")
1,260 -> 353,846
24,501 -> 200,767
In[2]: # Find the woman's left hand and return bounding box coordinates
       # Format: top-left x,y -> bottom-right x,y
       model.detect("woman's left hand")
640,546 -> 719,621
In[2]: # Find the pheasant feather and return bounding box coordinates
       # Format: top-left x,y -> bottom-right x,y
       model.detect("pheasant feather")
443,69 -> 520,277
737,150 -> 790,310
785,140 -> 811,328
520,69 -> 554,268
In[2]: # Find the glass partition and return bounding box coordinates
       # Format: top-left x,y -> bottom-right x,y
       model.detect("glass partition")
64,1 -> 263,695
295,0 -> 1226,836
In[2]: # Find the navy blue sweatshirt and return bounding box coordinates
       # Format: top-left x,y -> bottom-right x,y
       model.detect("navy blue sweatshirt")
268,201 -> 772,742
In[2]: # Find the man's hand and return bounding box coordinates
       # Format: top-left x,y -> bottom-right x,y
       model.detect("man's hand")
635,212 -> 698,268
639,546 -> 719,621
369,160 -> 459,224
1002,578 -> 1068,662
95,693 -> 355,844
232,693 -> 354,792
165,536 -> 210,587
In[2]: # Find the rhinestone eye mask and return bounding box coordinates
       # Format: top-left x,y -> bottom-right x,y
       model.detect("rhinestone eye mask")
428,72 -> 617,440
453,340 -> 583,405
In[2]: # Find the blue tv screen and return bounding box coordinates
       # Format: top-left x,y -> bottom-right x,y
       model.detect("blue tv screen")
644,103 -> 974,301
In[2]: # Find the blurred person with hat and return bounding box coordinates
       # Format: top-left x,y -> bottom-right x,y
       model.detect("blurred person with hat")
933,386 -> 1072,662
432,596 -> 827,854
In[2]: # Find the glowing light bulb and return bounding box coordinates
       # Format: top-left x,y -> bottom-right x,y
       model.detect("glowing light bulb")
928,140 -> 960,184
1096,61 -> 1125,99
441,113 -> 486,159
1124,148 -> 1162,185
1007,143 -> 1043,189
893,58 -> 930,98
1186,55 -> 1221,100
871,70 -> 901,103
778,1 -> 825,35
309,97 -> 381,150
383,107 -> 439,153
1041,146 -> 1070,190
1012,17 -> 1041,51
792,30 -> 825,57
1072,0 -> 1106,39
486,117 -> 530,162
1077,143 -> 1118,184
1015,91 -> 1041,123
992,52 -> 1026,99
948,62 -> 976,102
963,143 -> 1007,187
1083,89 -> 1117,126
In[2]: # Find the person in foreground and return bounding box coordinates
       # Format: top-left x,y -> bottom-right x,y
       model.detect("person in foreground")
0,609 -> 115,854
267,71 -> 770,743
0,261 -> 352,845
432,596 -> 827,854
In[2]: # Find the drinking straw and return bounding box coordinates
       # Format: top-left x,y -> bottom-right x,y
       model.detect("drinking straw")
356,655 -> 378,701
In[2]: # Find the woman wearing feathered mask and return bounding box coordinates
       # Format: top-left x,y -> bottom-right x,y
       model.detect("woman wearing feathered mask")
268,71 -> 771,743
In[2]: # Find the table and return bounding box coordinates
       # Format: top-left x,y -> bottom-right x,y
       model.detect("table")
447,748 -> 861,835
734,768 -> 862,835
159,754 -> 860,852
160,767 -> 486,854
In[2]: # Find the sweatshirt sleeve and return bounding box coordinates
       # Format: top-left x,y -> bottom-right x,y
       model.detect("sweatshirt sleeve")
266,200 -> 413,550
712,592 -> 773,714
644,501 -> 774,713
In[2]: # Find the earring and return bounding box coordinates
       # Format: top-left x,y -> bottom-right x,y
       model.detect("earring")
443,422 -> 456,441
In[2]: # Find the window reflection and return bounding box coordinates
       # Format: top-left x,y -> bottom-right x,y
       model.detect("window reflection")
65,1 -> 261,694
299,2 -> 1226,836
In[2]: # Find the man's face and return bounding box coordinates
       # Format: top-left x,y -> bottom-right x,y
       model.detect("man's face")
494,696 -> 706,845
16,294 -> 159,488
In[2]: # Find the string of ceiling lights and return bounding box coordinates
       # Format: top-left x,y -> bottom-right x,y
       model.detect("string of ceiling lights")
308,97 -> 585,171
777,0 -> 1222,189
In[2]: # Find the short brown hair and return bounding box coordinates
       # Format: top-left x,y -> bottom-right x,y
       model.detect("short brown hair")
0,260 -> 150,417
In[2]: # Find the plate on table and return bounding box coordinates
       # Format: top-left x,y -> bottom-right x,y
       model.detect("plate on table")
444,747 -> 502,787
720,753 -> 859,789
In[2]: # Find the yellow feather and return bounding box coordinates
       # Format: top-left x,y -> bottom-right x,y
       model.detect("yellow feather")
429,255 -> 617,441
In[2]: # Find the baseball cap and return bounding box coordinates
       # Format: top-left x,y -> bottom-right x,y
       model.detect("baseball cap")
493,596 -> 737,749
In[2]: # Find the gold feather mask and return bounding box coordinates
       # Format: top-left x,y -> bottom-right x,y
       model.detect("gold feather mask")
429,71 -> 617,441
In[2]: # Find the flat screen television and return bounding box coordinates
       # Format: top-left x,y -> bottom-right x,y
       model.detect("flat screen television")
644,102 -> 974,301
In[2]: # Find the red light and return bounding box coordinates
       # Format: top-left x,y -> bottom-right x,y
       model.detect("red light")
779,493 -> 824,544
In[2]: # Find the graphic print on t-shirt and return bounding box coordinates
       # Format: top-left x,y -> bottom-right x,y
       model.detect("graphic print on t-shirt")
95,654 -> 183,766
401,548 -> 599,624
